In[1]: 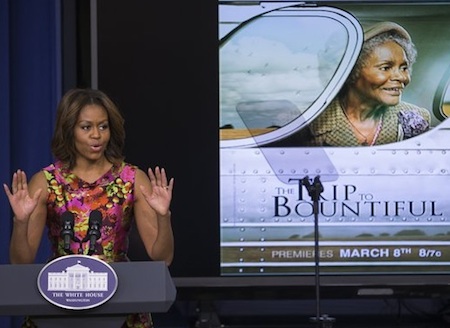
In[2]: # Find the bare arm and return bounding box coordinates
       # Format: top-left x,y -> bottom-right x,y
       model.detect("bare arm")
3,170 -> 48,264
134,166 -> 174,265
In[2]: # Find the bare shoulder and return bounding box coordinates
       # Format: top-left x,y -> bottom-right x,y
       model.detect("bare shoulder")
29,170 -> 46,185
134,167 -> 151,188
28,170 -> 48,195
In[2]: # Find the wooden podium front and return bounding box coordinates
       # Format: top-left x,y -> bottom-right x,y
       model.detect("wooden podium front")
0,261 -> 176,328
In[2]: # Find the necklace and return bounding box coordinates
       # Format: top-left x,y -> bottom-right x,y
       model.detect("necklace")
341,107 -> 383,146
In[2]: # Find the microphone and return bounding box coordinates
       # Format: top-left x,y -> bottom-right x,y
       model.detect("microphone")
60,211 -> 75,254
302,175 -> 324,199
302,176 -> 312,192
313,175 -> 324,193
86,210 -> 102,254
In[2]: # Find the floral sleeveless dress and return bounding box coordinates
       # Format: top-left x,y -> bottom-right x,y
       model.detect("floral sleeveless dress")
22,161 -> 153,328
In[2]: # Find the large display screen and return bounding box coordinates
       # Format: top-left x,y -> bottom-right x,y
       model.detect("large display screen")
219,1 -> 450,276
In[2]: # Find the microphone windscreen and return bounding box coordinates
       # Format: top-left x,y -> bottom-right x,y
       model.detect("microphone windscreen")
89,210 -> 103,226
61,211 -> 74,225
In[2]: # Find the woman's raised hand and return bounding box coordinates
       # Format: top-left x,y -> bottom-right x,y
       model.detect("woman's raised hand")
3,169 -> 42,223
140,166 -> 174,217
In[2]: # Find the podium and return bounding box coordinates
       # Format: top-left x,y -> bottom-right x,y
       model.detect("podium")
0,261 -> 176,328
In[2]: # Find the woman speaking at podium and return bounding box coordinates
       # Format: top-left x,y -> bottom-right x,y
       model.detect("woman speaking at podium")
3,88 -> 174,328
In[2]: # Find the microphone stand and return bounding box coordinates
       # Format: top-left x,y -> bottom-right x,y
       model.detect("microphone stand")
303,176 -> 335,328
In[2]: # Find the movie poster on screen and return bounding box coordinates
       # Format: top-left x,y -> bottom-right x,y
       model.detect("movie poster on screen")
219,1 -> 450,275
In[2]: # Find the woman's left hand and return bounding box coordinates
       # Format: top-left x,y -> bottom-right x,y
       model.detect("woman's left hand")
140,166 -> 173,217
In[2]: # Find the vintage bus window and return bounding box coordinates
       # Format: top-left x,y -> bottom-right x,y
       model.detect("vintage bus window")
219,5 -> 362,148
443,87 -> 450,118
434,65 -> 450,121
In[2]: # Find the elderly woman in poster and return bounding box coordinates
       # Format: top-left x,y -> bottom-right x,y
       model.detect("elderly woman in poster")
298,21 -> 430,147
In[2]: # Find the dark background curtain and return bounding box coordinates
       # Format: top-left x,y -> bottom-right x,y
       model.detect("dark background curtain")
0,0 -> 61,327
95,0 -> 220,278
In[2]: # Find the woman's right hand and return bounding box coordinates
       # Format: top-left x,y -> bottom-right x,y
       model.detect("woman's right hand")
3,169 -> 42,223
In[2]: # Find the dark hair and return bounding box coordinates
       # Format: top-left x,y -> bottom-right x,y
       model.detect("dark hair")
51,88 -> 125,168
345,31 -> 417,86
